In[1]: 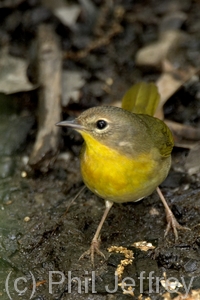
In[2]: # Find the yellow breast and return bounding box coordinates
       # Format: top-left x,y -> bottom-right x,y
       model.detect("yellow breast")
80,132 -> 170,203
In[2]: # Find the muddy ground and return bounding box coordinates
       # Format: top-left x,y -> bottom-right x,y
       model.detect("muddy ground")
1,0 -> 200,299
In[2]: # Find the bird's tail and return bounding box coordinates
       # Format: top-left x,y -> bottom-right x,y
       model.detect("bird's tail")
121,82 -> 160,116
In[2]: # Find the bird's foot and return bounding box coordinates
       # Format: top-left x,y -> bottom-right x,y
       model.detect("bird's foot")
79,238 -> 105,266
164,209 -> 190,240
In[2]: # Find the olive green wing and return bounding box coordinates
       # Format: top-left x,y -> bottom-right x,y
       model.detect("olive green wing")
138,114 -> 174,157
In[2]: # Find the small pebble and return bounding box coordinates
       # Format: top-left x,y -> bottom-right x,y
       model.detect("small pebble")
5,200 -> 12,205
21,171 -> 27,178
106,78 -> 113,86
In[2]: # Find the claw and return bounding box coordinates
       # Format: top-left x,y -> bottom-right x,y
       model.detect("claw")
157,187 -> 190,240
79,238 -> 105,266
164,208 -> 190,240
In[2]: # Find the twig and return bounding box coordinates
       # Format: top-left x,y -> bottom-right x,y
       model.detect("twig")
29,24 -> 62,171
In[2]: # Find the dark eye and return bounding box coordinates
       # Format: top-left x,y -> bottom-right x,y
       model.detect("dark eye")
96,120 -> 107,130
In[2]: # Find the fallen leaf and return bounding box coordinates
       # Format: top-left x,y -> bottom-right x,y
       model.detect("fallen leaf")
0,50 -> 37,94
155,60 -> 197,120
135,30 -> 186,68
62,70 -> 86,106
54,5 -> 81,27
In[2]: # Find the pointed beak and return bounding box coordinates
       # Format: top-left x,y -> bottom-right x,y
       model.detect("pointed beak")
56,120 -> 86,131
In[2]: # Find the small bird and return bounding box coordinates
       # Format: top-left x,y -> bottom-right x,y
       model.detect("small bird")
57,82 -> 189,265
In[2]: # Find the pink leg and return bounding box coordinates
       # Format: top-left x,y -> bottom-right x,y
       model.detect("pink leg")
79,200 -> 113,266
156,187 -> 190,239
